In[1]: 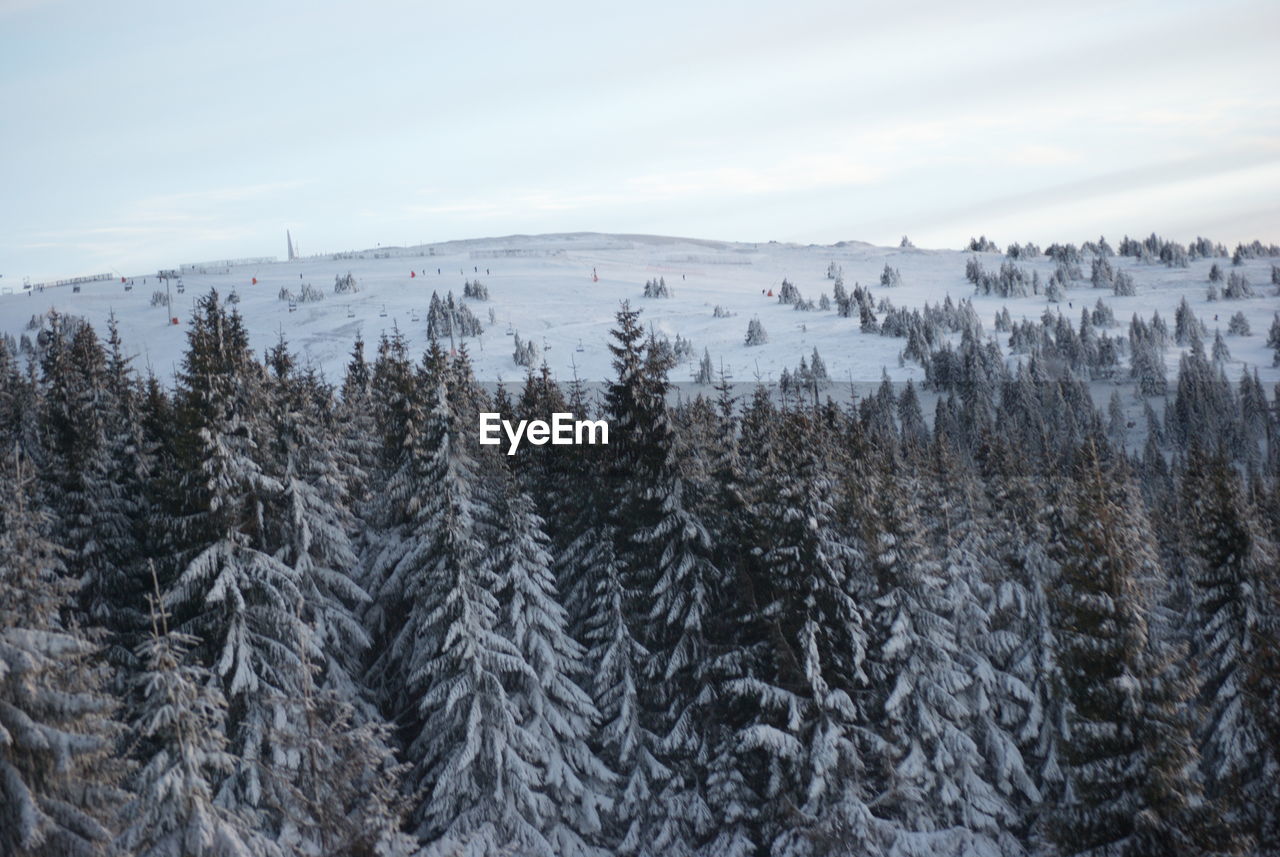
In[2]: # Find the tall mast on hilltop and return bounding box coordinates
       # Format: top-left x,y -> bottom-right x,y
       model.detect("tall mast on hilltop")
287,229 -> 296,261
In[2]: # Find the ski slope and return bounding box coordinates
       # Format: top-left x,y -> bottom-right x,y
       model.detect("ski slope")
3,232 -> 1278,389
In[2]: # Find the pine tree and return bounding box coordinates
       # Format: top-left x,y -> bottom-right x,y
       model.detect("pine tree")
865,447 -> 1022,856
273,646 -> 415,857
38,319 -> 135,622
262,348 -> 372,708
979,435 -> 1066,845
739,411 -> 883,857
164,290 -> 308,828
361,328 -> 426,676
97,315 -> 160,671
541,375 -> 607,642
1047,441 -> 1225,857
38,316 -> 149,681
489,474 -> 614,856
0,447 -> 125,857
925,439 -> 1038,852
374,352 -> 551,855
1212,329 -> 1231,364
689,380 -> 771,857
117,585 -> 277,857
594,303 -> 671,854
338,334 -> 380,511
633,410 -> 720,856
1181,447 -> 1280,849
694,348 -> 715,385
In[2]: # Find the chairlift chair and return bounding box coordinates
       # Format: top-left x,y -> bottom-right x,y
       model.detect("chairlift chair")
288,301 -> 297,313
575,339 -> 584,352
379,305 -> 388,318
347,305 -> 355,318
505,323 -> 514,335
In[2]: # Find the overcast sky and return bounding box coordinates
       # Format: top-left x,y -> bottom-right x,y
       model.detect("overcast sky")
3,0 -> 1278,280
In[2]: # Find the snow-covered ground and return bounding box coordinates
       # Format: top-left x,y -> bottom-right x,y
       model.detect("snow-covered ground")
3,232 -> 1278,388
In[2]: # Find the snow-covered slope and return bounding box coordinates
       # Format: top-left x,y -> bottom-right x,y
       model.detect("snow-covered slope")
3,232 -> 1277,387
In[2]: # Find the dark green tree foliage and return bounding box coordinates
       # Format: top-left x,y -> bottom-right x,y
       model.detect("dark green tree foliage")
1047,442 -> 1226,857
1181,446 -> 1280,850
742,410 -> 882,857
38,316 -> 147,670
695,389 -> 772,857
338,334 -> 379,507
622,341 -> 729,855
978,434 -> 1066,836
595,303 -> 670,853
98,316 -> 161,668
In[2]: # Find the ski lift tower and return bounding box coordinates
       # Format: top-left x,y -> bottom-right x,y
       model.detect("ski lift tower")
158,269 -> 178,321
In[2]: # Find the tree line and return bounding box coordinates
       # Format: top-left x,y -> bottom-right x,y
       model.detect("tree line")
1,289 -> 1278,857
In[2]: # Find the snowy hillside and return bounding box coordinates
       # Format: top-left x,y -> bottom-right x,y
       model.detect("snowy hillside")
4,232 -> 1278,387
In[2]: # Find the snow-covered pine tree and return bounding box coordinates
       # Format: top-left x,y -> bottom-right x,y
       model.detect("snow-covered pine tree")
0,335 -> 22,452
1211,329 -> 1231,364
38,315 -> 146,673
117,586 -> 278,857
921,438 -> 1038,853
373,346 -> 549,855
630,381 -> 722,856
260,342 -> 372,710
487,471 -> 614,857
1227,312 -> 1250,337
687,379 -> 772,857
272,637 -> 415,857
1046,440 -> 1229,857
97,314 -> 161,670
863,446 -> 1013,857
736,409 -> 883,857
809,348 -> 828,386
592,303 -> 672,854
164,290 -> 308,830
252,342 -> 415,855
362,327 -> 426,669
694,348 -> 715,385
1180,446 -> 1280,851
529,371 -> 600,638
511,363 -> 572,524
580,510 -> 654,855
978,434 -> 1066,847
1130,332 -> 1167,398
0,446 -> 125,857
337,334 -> 380,511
